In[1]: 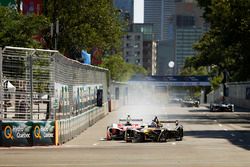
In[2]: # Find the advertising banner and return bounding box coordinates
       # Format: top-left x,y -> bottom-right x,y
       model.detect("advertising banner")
1,120 -> 33,146
73,85 -> 85,114
0,120 -> 55,146
32,121 -> 55,146
54,83 -> 69,119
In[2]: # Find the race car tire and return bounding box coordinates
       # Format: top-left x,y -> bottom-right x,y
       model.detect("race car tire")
106,133 -> 112,141
158,131 -> 168,142
176,126 -> 183,141
132,133 -> 144,143
176,137 -> 183,141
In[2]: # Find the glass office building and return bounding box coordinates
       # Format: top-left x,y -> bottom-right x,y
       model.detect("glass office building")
144,0 -> 175,41
113,0 -> 134,24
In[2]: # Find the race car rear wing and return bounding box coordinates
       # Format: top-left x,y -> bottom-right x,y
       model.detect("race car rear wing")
160,120 -> 180,125
119,118 -> 143,122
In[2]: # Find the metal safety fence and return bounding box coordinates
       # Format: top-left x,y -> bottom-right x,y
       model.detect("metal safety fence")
0,46 -> 108,121
0,46 -> 109,146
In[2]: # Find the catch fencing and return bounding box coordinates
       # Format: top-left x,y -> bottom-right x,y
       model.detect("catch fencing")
0,46 -> 109,146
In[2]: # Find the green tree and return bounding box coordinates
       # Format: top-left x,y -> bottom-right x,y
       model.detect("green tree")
47,0 -> 124,58
191,0 -> 250,81
99,54 -> 146,82
180,56 -> 208,76
0,6 -> 50,48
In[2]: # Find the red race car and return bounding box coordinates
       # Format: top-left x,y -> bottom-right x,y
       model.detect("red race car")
106,115 -> 143,141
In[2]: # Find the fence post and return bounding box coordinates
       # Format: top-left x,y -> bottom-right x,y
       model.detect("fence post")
28,52 -> 33,120
0,48 -> 2,119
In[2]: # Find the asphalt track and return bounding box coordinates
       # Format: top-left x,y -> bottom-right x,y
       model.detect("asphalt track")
0,104 -> 250,167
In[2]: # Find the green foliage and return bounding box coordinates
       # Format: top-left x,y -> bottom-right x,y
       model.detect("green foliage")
99,54 -> 146,82
0,7 -> 50,48
32,55 -> 50,93
210,75 -> 222,90
192,0 -> 250,81
181,57 -> 223,90
130,64 -> 147,76
47,0 -> 124,56
180,62 -> 208,76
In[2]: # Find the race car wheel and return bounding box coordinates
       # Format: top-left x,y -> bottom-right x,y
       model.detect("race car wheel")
176,136 -> 183,141
176,127 -> 183,141
158,132 -> 168,142
106,132 -> 112,141
132,133 -> 144,143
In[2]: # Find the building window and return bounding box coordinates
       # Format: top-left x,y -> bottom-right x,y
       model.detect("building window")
126,51 -> 132,56
177,15 -> 195,28
134,43 -> 140,48
126,35 -> 132,40
135,35 -> 141,41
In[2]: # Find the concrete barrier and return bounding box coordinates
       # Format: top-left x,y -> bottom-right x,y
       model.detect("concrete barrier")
207,82 -> 250,109
0,103 -> 108,146
55,103 -> 108,145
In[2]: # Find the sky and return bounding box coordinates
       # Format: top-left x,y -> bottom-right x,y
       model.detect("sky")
133,0 -> 144,23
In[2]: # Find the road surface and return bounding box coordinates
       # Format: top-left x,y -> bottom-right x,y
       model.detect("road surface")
0,104 -> 249,167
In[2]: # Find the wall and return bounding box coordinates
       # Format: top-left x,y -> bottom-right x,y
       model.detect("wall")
110,81 -> 128,111
207,82 -> 250,109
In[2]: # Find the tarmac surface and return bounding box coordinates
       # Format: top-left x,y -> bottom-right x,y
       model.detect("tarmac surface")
0,104 -> 250,167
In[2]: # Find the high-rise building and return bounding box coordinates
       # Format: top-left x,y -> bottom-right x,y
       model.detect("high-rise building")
113,0 -> 144,67
144,0 -> 176,76
131,23 -> 157,75
113,0 -> 134,24
174,0 -> 208,74
144,0 -> 175,41
144,0 -> 207,75
113,1 -> 159,76
123,32 -> 143,66
143,40 -> 157,75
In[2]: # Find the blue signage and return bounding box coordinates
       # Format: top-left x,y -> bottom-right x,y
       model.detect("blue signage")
130,75 -> 211,86
81,50 -> 91,64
